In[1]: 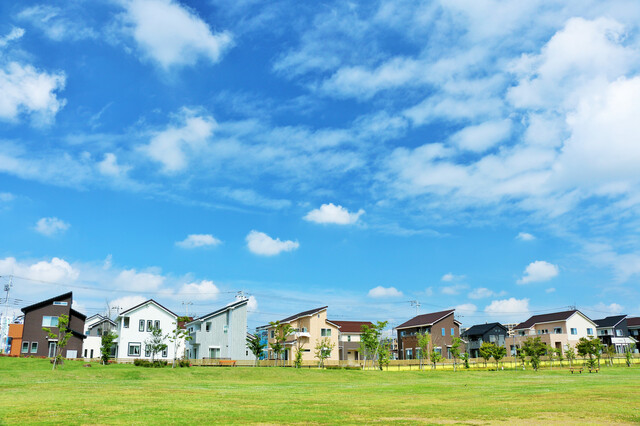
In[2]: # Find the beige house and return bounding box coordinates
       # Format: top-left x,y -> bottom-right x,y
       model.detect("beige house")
264,306 -> 340,362
330,320 -> 373,361
511,310 -> 597,355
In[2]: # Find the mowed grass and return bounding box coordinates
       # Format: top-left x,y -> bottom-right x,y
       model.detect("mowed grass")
1,358 -> 640,425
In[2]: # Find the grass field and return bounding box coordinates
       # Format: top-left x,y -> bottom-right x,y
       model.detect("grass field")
1,358 -> 639,425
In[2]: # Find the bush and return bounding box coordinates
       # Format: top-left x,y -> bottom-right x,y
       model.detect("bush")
178,360 -> 191,368
133,359 -> 167,368
344,366 -> 361,370
325,365 -> 342,370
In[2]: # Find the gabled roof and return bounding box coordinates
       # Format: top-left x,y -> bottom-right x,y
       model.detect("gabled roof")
515,310 -> 592,330
21,292 -> 73,313
330,320 -> 374,333
70,308 -> 87,320
280,306 -> 328,324
118,299 -> 177,318
88,316 -> 116,328
188,299 -> 247,324
396,310 -> 457,330
625,317 -> 640,327
461,322 -> 507,338
594,315 -> 627,328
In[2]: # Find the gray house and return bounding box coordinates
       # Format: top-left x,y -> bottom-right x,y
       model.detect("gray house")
185,298 -> 250,360
461,322 -> 508,358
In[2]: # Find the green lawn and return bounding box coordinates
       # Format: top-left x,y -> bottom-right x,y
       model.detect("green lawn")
1,358 -> 639,425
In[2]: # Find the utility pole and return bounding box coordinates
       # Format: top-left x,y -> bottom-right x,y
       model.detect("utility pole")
182,301 -> 193,317
409,300 -> 421,316
1,276 -> 13,354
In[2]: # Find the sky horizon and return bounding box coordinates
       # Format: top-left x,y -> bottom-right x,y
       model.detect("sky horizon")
2,0 -> 640,331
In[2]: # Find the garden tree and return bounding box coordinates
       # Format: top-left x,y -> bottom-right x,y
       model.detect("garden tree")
294,343 -> 305,368
606,344 -> 616,367
430,348 -> 442,370
246,334 -> 267,367
492,345 -> 507,370
145,327 -> 168,363
42,314 -> 73,371
269,321 -> 293,366
592,338 -> 604,369
100,330 -> 117,365
565,345 -> 576,367
555,348 -> 564,368
168,316 -> 192,368
377,340 -> 391,370
314,337 -> 335,368
479,342 -> 495,368
521,337 -> 547,371
516,347 -> 527,369
416,332 -> 431,371
460,352 -> 470,369
576,337 -> 600,369
625,344 -> 636,367
360,321 -> 388,370
450,337 -> 462,371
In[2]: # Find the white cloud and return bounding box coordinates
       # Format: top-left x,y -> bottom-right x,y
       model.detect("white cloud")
485,297 -> 530,317
141,109 -> 216,173
97,153 -> 131,178
0,256 -> 79,283
113,268 -> 165,291
367,285 -> 403,298
441,273 -> 464,282
0,27 -> 25,47
245,230 -> 299,256
0,62 -> 66,124
304,203 -> 365,225
517,232 -> 536,241
176,234 -> 222,249
247,295 -> 258,311
441,284 -> 468,296
35,217 -> 70,236
180,280 -> 219,301
109,295 -> 147,314
120,0 -> 233,69
468,287 -> 496,300
545,287 -> 556,293
17,5 -> 97,41
591,302 -> 625,315
0,192 -> 15,202
455,303 -> 477,314
449,119 -> 512,153
517,260 -> 559,284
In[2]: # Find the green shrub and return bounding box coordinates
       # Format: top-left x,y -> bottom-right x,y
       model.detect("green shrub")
344,366 -> 361,370
133,359 -> 167,368
325,365 -> 342,370
178,360 -> 191,368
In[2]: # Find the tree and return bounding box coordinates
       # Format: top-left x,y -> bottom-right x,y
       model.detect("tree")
360,321 -> 388,370
460,353 -> 470,369
625,343 -> 636,367
555,348 -> 564,368
269,321 -> 293,366
43,314 -> 74,370
294,344 -> 304,368
145,327 -> 167,363
314,337 -> 335,368
416,332 -> 431,371
430,348 -> 442,370
606,344 -> 616,367
592,338 -> 604,369
450,337 -> 462,371
479,342 -> 494,368
492,345 -> 507,370
576,337 -> 601,369
521,337 -> 547,371
247,334 -> 267,367
168,316 -> 192,368
377,340 -> 391,370
100,331 -> 118,365
516,347 -> 527,369
565,345 -> 576,367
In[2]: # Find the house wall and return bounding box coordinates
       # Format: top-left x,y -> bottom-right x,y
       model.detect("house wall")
116,303 -> 178,360
82,319 -> 116,359
187,303 -> 250,360
8,324 -> 23,356
267,310 -> 339,362
397,315 -> 460,360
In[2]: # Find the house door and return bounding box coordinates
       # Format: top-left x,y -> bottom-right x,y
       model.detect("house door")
209,348 -> 220,359
90,349 -> 94,358
48,342 -> 57,357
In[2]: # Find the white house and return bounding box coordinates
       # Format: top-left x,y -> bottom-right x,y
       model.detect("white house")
115,300 -> 184,361
82,314 -> 116,359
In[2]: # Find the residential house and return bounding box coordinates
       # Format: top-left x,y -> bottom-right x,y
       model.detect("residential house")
261,306 -> 340,362
329,320 -> 373,361
395,309 -> 461,360
20,292 -> 86,358
83,314 -> 117,359
7,320 -> 24,356
627,318 -> 640,351
461,322 -> 508,358
114,299 -> 181,360
513,310 -> 597,355
594,315 -> 636,353
185,298 -> 250,360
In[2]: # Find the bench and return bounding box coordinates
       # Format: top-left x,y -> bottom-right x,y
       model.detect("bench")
569,367 -> 583,374
219,360 -> 236,367
588,368 -> 599,373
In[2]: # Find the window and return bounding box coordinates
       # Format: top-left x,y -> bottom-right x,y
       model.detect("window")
154,320 -> 160,330
570,328 -> 577,335
30,342 -> 38,353
205,322 -> 211,332
347,335 -> 351,342
53,301 -> 68,306
22,341 -> 29,354
139,320 -> 145,332
223,325 -> 228,334
321,328 -> 332,337
270,330 -> 275,339
147,320 -> 153,331
124,317 -> 130,328
84,349 -> 87,357
42,316 -> 59,327
97,328 -> 102,336
406,348 -> 413,360
554,327 -> 562,334
145,345 -> 151,357
616,329 -> 623,337
434,347 -> 442,355
587,328 -> 594,335
128,343 -> 141,357
162,348 -> 168,358
400,331 -> 406,337
441,328 -> 445,336
451,328 -> 455,336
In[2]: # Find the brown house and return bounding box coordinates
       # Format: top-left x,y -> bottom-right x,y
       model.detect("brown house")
395,309 -> 461,360
20,292 -> 86,358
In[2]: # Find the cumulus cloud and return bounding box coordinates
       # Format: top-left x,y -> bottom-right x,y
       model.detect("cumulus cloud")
485,298 -> 530,317
245,230 -> 299,256
113,268 -> 165,291
449,119 -> 512,152
98,153 -> 131,178
441,273 -> 464,282
367,285 -> 403,298
120,0 -> 233,69
455,303 -> 477,314
109,295 -> 147,314
441,284 -> 468,296
517,260 -> 559,284
180,280 -> 219,300
247,295 -> 258,311
35,217 -> 70,236
176,234 -> 222,249
304,203 -> 365,225
517,232 -> 535,241
468,287 -> 499,300
0,256 -> 79,283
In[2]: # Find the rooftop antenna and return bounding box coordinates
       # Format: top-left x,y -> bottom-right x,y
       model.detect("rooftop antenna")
182,301 -> 193,317
409,300 -> 421,316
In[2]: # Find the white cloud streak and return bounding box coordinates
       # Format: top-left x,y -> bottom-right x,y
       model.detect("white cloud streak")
245,230 -> 299,256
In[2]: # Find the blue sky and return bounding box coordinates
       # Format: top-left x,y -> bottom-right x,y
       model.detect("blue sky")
1,0 -> 640,331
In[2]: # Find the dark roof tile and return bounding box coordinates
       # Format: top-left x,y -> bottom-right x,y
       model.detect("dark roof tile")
330,320 -> 374,333
396,310 -> 456,330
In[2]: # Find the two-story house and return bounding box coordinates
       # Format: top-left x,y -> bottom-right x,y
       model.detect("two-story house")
594,315 -> 636,353
82,314 -> 117,359
20,292 -> 86,358
114,299 -> 181,360
627,317 -> 640,346
461,322 -> 508,358
329,320 -> 373,361
261,306 -> 340,362
513,309 -> 597,354
185,298 -> 250,360
395,309 -> 461,360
